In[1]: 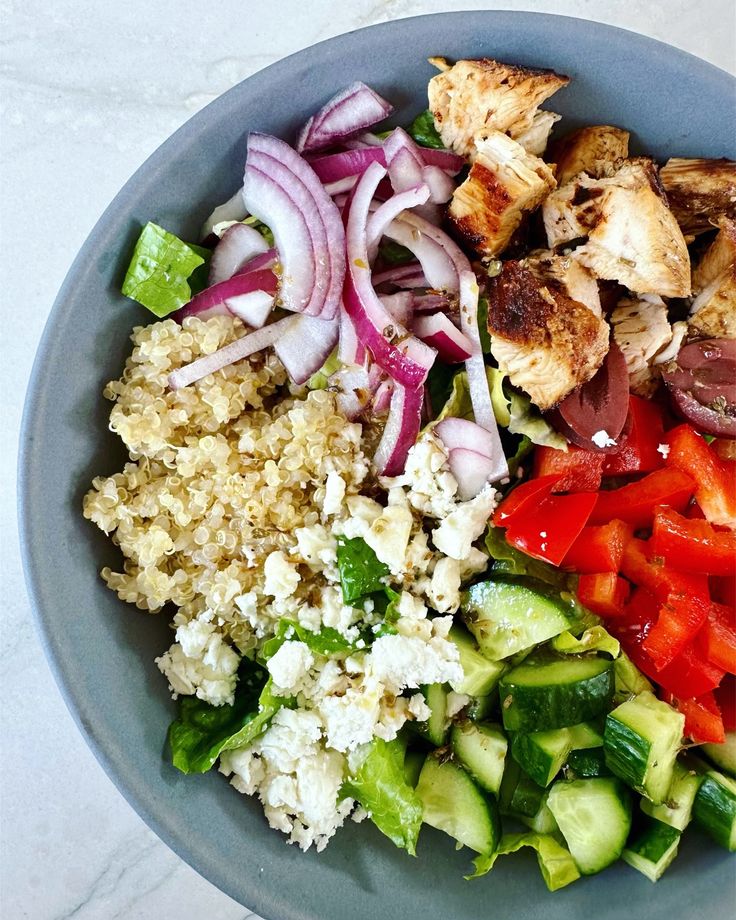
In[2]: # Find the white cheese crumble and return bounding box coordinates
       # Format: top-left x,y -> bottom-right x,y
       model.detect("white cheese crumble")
591,429 -> 617,449
263,551 -> 301,599
657,443 -> 671,459
267,641 -> 315,696
156,617 -> 241,706
432,485 -> 497,561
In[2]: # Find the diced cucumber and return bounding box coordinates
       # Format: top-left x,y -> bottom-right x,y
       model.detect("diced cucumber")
462,578 -> 570,661
449,627 -> 506,696
500,655 -> 614,733
702,732 -> 736,778
640,757 -> 703,831
403,749 -> 425,788
466,693 -> 496,722
693,769 -> 736,851
622,816 -> 681,882
613,651 -> 653,703
512,720 -> 604,788
417,683 -> 450,746
451,722 -> 507,795
604,692 -> 684,804
566,748 -> 611,779
416,755 -> 501,855
520,795 -> 559,835
547,778 -> 632,875
498,754 -> 521,815
509,770 -> 546,818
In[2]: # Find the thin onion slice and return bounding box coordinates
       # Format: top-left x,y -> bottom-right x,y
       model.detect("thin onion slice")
373,383 -> 425,475
447,448 -> 500,501
200,188 -> 247,240
176,268 -> 278,320
379,292 -> 414,328
435,417 -> 499,458
421,164 -> 455,204
169,317 -> 293,390
412,292 -> 453,313
209,223 -> 269,285
372,379 -> 393,413
225,290 -> 275,328
338,304 -> 366,366
274,314 -> 339,385
413,313 -> 473,363
372,262 -> 427,288
366,184 -> 431,261
332,364 -> 372,420
324,176 -> 359,197
310,147 -> 385,183
383,218 -> 458,291
297,82 -> 394,154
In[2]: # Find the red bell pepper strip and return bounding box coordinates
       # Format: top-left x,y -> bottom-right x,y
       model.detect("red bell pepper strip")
621,536 -> 709,604
650,506 -> 736,576
502,492 -> 597,567
642,592 -> 711,670
602,395 -> 666,475
589,468 -> 695,529
664,691 -> 725,745
532,445 -> 604,492
562,520 -> 629,573
666,424 -> 736,530
699,604 -> 736,675
714,676 -> 736,731
493,476 -> 560,526
577,572 -> 630,618
711,576 -> 736,608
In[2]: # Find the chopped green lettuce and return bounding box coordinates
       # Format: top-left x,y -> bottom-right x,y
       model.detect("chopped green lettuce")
407,110 -> 446,150
477,296 -> 493,355
425,362 -> 457,418
508,390 -> 568,451
336,536 -> 390,604
343,737 -> 423,854
122,222 -> 207,317
306,349 -> 342,390
551,625 -> 620,659
486,367 -> 511,426
613,650 -> 654,703
243,214 -> 275,247
378,238 -> 415,266
468,832 -> 580,890
260,618 -> 357,661
167,660 -> 286,774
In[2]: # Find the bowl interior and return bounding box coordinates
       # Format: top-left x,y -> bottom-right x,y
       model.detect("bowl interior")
19,11 -> 736,920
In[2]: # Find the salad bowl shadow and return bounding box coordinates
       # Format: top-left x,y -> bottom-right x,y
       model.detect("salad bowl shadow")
19,11 -> 736,920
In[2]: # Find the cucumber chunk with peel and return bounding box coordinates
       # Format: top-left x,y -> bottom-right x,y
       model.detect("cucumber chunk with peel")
622,816 -> 681,882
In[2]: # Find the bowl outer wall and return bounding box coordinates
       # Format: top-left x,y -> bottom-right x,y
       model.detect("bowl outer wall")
18,11 -> 736,920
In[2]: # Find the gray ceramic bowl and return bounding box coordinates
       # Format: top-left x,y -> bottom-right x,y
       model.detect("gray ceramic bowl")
19,11 -> 736,920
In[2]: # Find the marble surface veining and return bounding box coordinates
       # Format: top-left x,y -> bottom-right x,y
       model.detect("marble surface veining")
2,1 -> 734,918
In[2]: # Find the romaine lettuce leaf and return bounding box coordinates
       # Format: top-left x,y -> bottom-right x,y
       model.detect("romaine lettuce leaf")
260,618 -> 357,661
122,222 -> 207,317
336,536 -> 390,604
550,625 -> 620,659
407,110 -> 446,150
378,238 -> 415,266
306,349 -> 342,390
508,390 -> 568,451
167,660 -> 285,774
468,831 -> 580,890
342,737 -> 423,854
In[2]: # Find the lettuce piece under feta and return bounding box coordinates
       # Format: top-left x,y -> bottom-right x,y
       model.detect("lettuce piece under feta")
336,536 -> 391,605
168,661 -> 287,774
468,832 -> 580,891
408,109 -> 446,150
122,221 -> 208,317
343,737 -> 423,855
261,618 -> 358,661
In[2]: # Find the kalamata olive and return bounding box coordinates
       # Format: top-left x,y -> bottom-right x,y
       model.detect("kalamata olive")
548,341 -> 630,451
662,338 -> 736,438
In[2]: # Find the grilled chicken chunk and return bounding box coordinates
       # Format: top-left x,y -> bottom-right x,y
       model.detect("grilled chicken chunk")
449,131 -> 556,259
524,249 -> 602,315
428,58 -> 569,158
660,158 -> 736,239
514,110 -> 561,157
611,294 -> 677,397
549,125 -> 630,185
486,260 -> 610,409
543,158 -> 691,298
689,217 -> 736,340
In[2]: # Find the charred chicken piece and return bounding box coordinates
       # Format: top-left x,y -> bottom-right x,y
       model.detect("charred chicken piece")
689,217 -> 736,340
549,125 -> 630,185
449,131 -> 556,259
610,294 -> 677,397
428,58 -> 569,158
543,158 -> 691,298
660,158 -> 736,239
486,260 -> 610,410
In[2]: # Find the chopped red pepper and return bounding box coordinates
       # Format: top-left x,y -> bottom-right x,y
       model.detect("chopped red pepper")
589,468 -> 695,529
642,592 -> 710,670
714,676 -> 736,731
621,536 -> 709,604
493,477 -> 596,566
577,572 -> 630,617
711,576 -> 736,608
664,691 -> 725,745
699,605 -> 736,675
602,395 -> 666,475
532,445 -> 604,492
650,506 -> 736,576
666,425 -> 736,530
562,520 -> 629,573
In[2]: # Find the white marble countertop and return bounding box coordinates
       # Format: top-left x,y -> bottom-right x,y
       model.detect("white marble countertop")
2,2 -> 734,918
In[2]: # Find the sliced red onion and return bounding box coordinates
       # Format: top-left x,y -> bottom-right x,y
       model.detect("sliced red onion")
343,131 -> 385,149
176,268 -> 278,320
435,417 -> 498,458
200,188 -> 247,239
421,164 -> 455,204
458,270 -> 508,482
274,313 -> 339,385
447,448 -> 500,501
225,290 -> 274,328
248,133 -> 345,320
379,292 -> 414,328
372,262 -> 427,288
332,364 -> 371,419
310,147 -> 386,183
338,304 -> 366,366
419,147 -> 464,176
387,146 -> 425,193
413,292 -> 452,313
343,161 -> 436,388
372,379 -> 393,414
208,223 -> 269,285
413,313 -> 473,363
366,184 -> 430,261
323,176 -> 359,197
235,248 -> 278,274
383,218 -> 458,292
373,383 -> 425,475
169,317 -> 293,390
297,82 -> 394,154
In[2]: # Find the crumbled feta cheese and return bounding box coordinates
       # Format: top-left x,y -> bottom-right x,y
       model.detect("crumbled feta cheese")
408,692 -> 432,722
446,691 -> 471,718
657,443 -> 670,459
319,586 -> 361,638
363,503 -> 413,572
396,591 -> 429,620
267,641 -> 315,696
458,547 -> 490,581
156,625 -> 240,707
432,485 -> 497,561
351,805 -> 370,823
322,471 -> 346,517
319,675 -> 383,752
384,433 -> 459,519
293,524 -> 338,574
428,557 -> 462,613
592,429 -> 617,449
368,633 -> 462,694
263,551 -> 301,599
336,495 -> 384,539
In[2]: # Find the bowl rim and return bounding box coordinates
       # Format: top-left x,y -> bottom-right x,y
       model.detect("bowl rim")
17,10 -> 736,918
